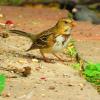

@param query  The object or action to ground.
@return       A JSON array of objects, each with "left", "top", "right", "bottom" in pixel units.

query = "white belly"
[{"left": 52, "top": 35, "right": 71, "bottom": 52}]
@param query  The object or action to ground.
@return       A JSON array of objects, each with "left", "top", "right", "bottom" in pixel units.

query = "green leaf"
[
  {"left": 84, "top": 63, "right": 100, "bottom": 85},
  {"left": 0, "top": 74, "right": 6, "bottom": 95}
]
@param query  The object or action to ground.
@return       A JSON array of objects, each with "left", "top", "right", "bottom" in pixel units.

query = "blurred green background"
[{"left": 0, "top": 0, "right": 99, "bottom": 6}]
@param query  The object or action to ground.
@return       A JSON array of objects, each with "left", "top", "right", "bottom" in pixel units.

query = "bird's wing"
[
  {"left": 33, "top": 30, "right": 55, "bottom": 49},
  {"left": 27, "top": 30, "right": 55, "bottom": 51}
]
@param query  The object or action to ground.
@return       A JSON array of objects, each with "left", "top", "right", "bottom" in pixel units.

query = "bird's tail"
[
  {"left": 9, "top": 30, "right": 36, "bottom": 40},
  {"left": 10, "top": 30, "right": 37, "bottom": 51},
  {"left": 25, "top": 43, "right": 35, "bottom": 51}
]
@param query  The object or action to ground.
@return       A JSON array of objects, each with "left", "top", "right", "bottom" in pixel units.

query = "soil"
[{"left": 0, "top": 6, "right": 100, "bottom": 100}]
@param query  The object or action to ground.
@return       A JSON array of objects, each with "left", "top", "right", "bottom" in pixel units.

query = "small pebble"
[
  {"left": 41, "top": 94, "right": 45, "bottom": 97},
  {"left": 35, "top": 67, "right": 41, "bottom": 71},
  {"left": 48, "top": 86, "right": 55, "bottom": 90},
  {"left": 0, "top": 33, "right": 9, "bottom": 38},
  {"left": 22, "top": 67, "right": 31, "bottom": 77},
  {"left": 68, "top": 84, "right": 73, "bottom": 86},
  {"left": 0, "top": 14, "right": 3, "bottom": 18},
  {"left": 18, "top": 59, "right": 27, "bottom": 64},
  {"left": 79, "top": 83, "right": 84, "bottom": 90},
  {"left": 63, "top": 74, "right": 68, "bottom": 78},
  {"left": 32, "top": 59, "right": 38, "bottom": 62},
  {"left": 0, "top": 23, "right": 5, "bottom": 27},
  {"left": 2, "top": 93, "right": 10, "bottom": 97}
]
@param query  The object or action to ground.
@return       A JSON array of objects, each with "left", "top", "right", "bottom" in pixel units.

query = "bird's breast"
[{"left": 52, "top": 34, "right": 71, "bottom": 52}]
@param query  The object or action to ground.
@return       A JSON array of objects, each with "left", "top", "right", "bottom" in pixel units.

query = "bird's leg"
[
  {"left": 52, "top": 53, "right": 69, "bottom": 65},
  {"left": 52, "top": 53, "right": 66, "bottom": 62},
  {"left": 40, "top": 50, "right": 53, "bottom": 63},
  {"left": 40, "top": 49, "right": 46, "bottom": 61}
]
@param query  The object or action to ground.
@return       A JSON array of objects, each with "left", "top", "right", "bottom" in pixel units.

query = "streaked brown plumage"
[{"left": 10, "top": 18, "right": 76, "bottom": 62}]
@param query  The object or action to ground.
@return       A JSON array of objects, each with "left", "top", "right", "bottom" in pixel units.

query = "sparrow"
[{"left": 10, "top": 18, "right": 76, "bottom": 62}]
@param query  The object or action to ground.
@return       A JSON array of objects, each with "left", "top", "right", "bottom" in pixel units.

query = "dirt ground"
[{"left": 0, "top": 6, "right": 100, "bottom": 100}]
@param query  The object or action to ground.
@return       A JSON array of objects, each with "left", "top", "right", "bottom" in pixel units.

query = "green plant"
[
  {"left": 72, "top": 62, "right": 80, "bottom": 70},
  {"left": 9, "top": 0, "right": 24, "bottom": 5},
  {"left": 0, "top": 0, "right": 24, "bottom": 5},
  {"left": 66, "top": 40, "right": 77, "bottom": 57},
  {"left": 66, "top": 38, "right": 100, "bottom": 92},
  {"left": 0, "top": 74, "right": 6, "bottom": 95},
  {"left": 84, "top": 63, "right": 100, "bottom": 85},
  {"left": 0, "top": 0, "right": 8, "bottom": 5}
]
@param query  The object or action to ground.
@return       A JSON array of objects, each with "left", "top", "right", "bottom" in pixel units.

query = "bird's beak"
[
  {"left": 72, "top": 8, "right": 78, "bottom": 13},
  {"left": 71, "top": 21, "right": 77, "bottom": 27}
]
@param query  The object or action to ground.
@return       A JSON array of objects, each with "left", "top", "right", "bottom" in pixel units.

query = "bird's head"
[{"left": 55, "top": 17, "right": 76, "bottom": 35}]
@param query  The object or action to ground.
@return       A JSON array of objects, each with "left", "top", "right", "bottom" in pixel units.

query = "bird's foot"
[
  {"left": 43, "top": 58, "right": 55, "bottom": 63},
  {"left": 30, "top": 56, "right": 55, "bottom": 63}
]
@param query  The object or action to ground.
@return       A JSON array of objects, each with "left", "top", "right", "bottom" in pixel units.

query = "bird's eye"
[{"left": 64, "top": 21, "right": 68, "bottom": 24}]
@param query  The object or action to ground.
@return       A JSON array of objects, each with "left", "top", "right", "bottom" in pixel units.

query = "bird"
[
  {"left": 9, "top": 18, "right": 76, "bottom": 63},
  {"left": 72, "top": 5, "right": 100, "bottom": 24}
]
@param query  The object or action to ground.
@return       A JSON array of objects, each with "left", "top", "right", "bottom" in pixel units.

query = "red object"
[
  {"left": 5, "top": 20, "right": 14, "bottom": 25},
  {"left": 40, "top": 77, "right": 46, "bottom": 80}
]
